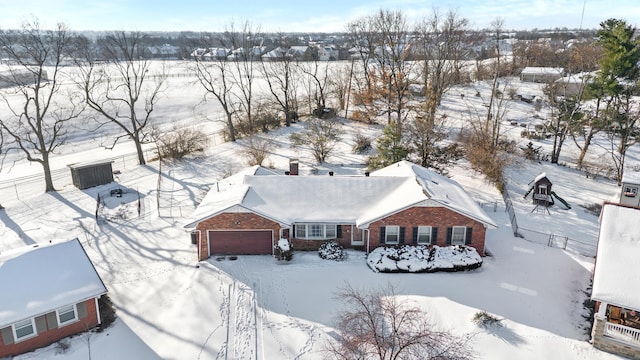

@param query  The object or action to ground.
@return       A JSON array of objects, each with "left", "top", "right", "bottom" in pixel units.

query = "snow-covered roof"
[
  {"left": 369, "top": 161, "right": 497, "bottom": 228},
  {"left": 529, "top": 172, "right": 549, "bottom": 185},
  {"left": 185, "top": 161, "right": 497, "bottom": 229},
  {"left": 592, "top": 204, "right": 640, "bottom": 310},
  {"left": 621, "top": 170, "right": 640, "bottom": 185},
  {"left": 0, "top": 239, "right": 107, "bottom": 328},
  {"left": 521, "top": 67, "right": 564, "bottom": 75}
]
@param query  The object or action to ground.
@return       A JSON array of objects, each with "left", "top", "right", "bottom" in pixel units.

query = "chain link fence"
[{"left": 502, "top": 179, "right": 597, "bottom": 257}]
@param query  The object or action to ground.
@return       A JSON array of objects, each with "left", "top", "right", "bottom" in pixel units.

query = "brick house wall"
[
  {"left": 196, "top": 212, "right": 281, "bottom": 261},
  {"left": 369, "top": 206, "right": 487, "bottom": 255},
  {"left": 0, "top": 298, "right": 99, "bottom": 358}
]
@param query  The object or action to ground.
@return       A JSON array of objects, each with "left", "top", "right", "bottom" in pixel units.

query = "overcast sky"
[{"left": 0, "top": 0, "right": 638, "bottom": 33}]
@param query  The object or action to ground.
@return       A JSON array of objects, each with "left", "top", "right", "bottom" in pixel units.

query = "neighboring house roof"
[
  {"left": 621, "top": 170, "right": 640, "bottom": 185},
  {"left": 0, "top": 239, "right": 107, "bottom": 328},
  {"left": 185, "top": 161, "right": 497, "bottom": 229},
  {"left": 521, "top": 67, "right": 565, "bottom": 75},
  {"left": 592, "top": 204, "right": 640, "bottom": 310}
]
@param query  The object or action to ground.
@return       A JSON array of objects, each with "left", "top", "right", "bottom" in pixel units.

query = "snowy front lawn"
[{"left": 367, "top": 245, "right": 483, "bottom": 273}]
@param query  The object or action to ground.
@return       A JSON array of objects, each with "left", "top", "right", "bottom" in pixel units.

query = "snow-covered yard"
[{"left": 0, "top": 63, "right": 631, "bottom": 359}]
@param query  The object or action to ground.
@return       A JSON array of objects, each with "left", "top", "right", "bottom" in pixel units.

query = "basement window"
[
  {"left": 57, "top": 304, "right": 78, "bottom": 326},
  {"left": 12, "top": 318, "right": 37, "bottom": 341}
]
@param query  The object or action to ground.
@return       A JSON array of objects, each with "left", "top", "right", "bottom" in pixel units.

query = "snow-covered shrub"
[
  {"left": 319, "top": 241, "right": 347, "bottom": 261},
  {"left": 472, "top": 310, "right": 503, "bottom": 329},
  {"left": 274, "top": 238, "right": 293, "bottom": 261},
  {"left": 367, "top": 245, "right": 482, "bottom": 273}
]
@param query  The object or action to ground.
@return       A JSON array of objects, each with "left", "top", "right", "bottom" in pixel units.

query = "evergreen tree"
[{"left": 367, "top": 121, "right": 410, "bottom": 170}]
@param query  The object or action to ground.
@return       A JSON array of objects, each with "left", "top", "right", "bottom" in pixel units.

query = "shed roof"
[
  {"left": 521, "top": 67, "right": 564, "bottom": 75},
  {"left": 591, "top": 204, "right": 640, "bottom": 310},
  {"left": 0, "top": 239, "right": 107, "bottom": 328},
  {"left": 185, "top": 161, "right": 497, "bottom": 229}
]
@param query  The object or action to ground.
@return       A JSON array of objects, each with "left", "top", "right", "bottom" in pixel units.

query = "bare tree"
[
  {"left": 261, "top": 35, "right": 298, "bottom": 127},
  {"left": 290, "top": 117, "right": 342, "bottom": 163},
  {"left": 226, "top": 21, "right": 263, "bottom": 134},
  {"left": 79, "top": 31, "right": 165, "bottom": 165},
  {"left": 0, "top": 20, "right": 84, "bottom": 192},
  {"left": 192, "top": 33, "right": 238, "bottom": 141},
  {"left": 241, "top": 136, "right": 277, "bottom": 166},
  {"left": 326, "top": 283, "right": 475, "bottom": 360},
  {"left": 416, "top": 9, "right": 472, "bottom": 118},
  {"left": 297, "top": 58, "right": 331, "bottom": 113}
]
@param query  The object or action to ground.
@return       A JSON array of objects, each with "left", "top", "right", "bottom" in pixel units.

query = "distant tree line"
[{"left": 0, "top": 13, "right": 636, "bottom": 195}]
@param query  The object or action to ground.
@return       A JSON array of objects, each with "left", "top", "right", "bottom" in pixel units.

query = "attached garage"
[{"left": 208, "top": 230, "right": 273, "bottom": 255}]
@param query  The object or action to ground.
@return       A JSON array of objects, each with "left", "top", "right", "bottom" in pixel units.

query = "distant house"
[
  {"left": 147, "top": 44, "right": 180, "bottom": 60},
  {"left": 520, "top": 67, "right": 565, "bottom": 83},
  {"left": 184, "top": 160, "right": 497, "bottom": 261},
  {"left": 591, "top": 203, "right": 640, "bottom": 359},
  {"left": 619, "top": 171, "right": 640, "bottom": 208},
  {"left": 0, "top": 239, "right": 107, "bottom": 358},
  {"left": 262, "top": 47, "right": 287, "bottom": 61},
  {"left": 553, "top": 73, "right": 593, "bottom": 97},
  {"left": 317, "top": 45, "right": 339, "bottom": 61}
]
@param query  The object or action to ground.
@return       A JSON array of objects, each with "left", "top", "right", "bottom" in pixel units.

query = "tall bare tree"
[
  {"left": 297, "top": 57, "right": 331, "bottom": 113},
  {"left": 192, "top": 33, "right": 238, "bottom": 141},
  {"left": 79, "top": 31, "right": 165, "bottom": 165},
  {"left": 371, "top": 9, "right": 415, "bottom": 131},
  {"left": 0, "top": 20, "right": 83, "bottom": 192},
  {"left": 261, "top": 35, "right": 298, "bottom": 126},
  {"left": 226, "top": 21, "right": 263, "bottom": 134}
]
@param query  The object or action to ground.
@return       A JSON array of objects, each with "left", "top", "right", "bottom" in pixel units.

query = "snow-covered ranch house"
[
  {"left": 591, "top": 203, "right": 640, "bottom": 359},
  {"left": 0, "top": 239, "right": 107, "bottom": 358},
  {"left": 185, "top": 160, "right": 497, "bottom": 261}
]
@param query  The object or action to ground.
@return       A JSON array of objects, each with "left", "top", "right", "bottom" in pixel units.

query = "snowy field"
[{"left": 0, "top": 61, "right": 630, "bottom": 359}]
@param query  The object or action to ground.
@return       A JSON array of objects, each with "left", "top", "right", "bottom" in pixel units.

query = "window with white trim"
[
  {"left": 624, "top": 186, "right": 638, "bottom": 197},
  {"left": 385, "top": 225, "right": 400, "bottom": 244},
  {"left": 57, "top": 304, "right": 78, "bottom": 326},
  {"left": 451, "top": 226, "right": 466, "bottom": 245},
  {"left": 13, "top": 318, "right": 36, "bottom": 341},
  {"left": 295, "top": 224, "right": 338, "bottom": 240},
  {"left": 417, "top": 226, "right": 432, "bottom": 244}
]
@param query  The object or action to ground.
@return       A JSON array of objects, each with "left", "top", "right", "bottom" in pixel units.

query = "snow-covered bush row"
[
  {"left": 366, "top": 245, "right": 482, "bottom": 273},
  {"left": 318, "top": 241, "right": 347, "bottom": 261}
]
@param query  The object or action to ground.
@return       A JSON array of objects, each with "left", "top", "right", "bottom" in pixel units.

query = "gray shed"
[{"left": 68, "top": 161, "right": 115, "bottom": 190}]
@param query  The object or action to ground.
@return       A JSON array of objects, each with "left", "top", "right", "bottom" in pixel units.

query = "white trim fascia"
[{"left": 95, "top": 297, "right": 102, "bottom": 324}]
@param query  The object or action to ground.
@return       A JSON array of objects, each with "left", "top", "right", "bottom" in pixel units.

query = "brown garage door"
[{"left": 209, "top": 230, "right": 273, "bottom": 255}]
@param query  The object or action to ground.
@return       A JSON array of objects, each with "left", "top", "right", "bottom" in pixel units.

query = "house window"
[
  {"left": 309, "top": 224, "right": 323, "bottom": 238},
  {"left": 385, "top": 225, "right": 400, "bottom": 244},
  {"left": 624, "top": 186, "right": 638, "bottom": 197},
  {"left": 13, "top": 318, "right": 36, "bottom": 341},
  {"left": 451, "top": 226, "right": 466, "bottom": 245},
  {"left": 417, "top": 226, "right": 432, "bottom": 244},
  {"left": 295, "top": 224, "right": 338, "bottom": 240},
  {"left": 295, "top": 225, "right": 306, "bottom": 238},
  {"left": 57, "top": 304, "right": 78, "bottom": 326},
  {"left": 325, "top": 225, "right": 337, "bottom": 238}
]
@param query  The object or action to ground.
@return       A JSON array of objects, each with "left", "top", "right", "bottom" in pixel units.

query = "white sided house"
[
  {"left": 619, "top": 171, "right": 640, "bottom": 208},
  {"left": 0, "top": 239, "right": 107, "bottom": 358},
  {"left": 591, "top": 203, "right": 640, "bottom": 359},
  {"left": 185, "top": 161, "right": 497, "bottom": 261},
  {"left": 520, "top": 67, "right": 565, "bottom": 83}
]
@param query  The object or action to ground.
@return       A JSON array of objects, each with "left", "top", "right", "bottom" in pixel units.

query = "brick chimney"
[{"left": 289, "top": 158, "right": 299, "bottom": 175}]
